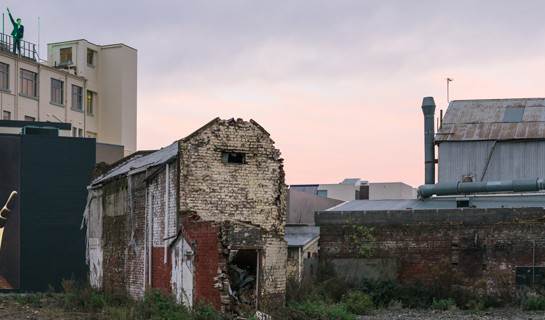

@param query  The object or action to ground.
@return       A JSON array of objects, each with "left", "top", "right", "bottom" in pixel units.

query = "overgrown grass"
[
  {"left": 5, "top": 263, "right": 545, "bottom": 319},
  {"left": 55, "top": 277, "right": 220, "bottom": 320}
]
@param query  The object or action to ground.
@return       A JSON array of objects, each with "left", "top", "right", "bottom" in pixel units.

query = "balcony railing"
[{"left": 0, "top": 33, "right": 37, "bottom": 61}]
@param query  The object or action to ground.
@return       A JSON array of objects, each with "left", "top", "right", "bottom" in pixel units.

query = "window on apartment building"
[
  {"left": 2, "top": 111, "right": 10, "bottom": 120},
  {"left": 24, "top": 116, "right": 35, "bottom": 122},
  {"left": 87, "top": 90, "right": 95, "bottom": 114},
  {"left": 71, "top": 85, "right": 83, "bottom": 110},
  {"left": 20, "top": 69, "right": 37, "bottom": 97},
  {"left": 87, "top": 49, "right": 95, "bottom": 66},
  {"left": 221, "top": 152, "right": 246, "bottom": 164},
  {"left": 51, "top": 78, "right": 64, "bottom": 105},
  {"left": 60, "top": 48, "right": 72, "bottom": 65},
  {"left": 78, "top": 128, "right": 83, "bottom": 137},
  {"left": 0, "top": 62, "right": 8, "bottom": 90},
  {"left": 72, "top": 127, "right": 77, "bottom": 137}
]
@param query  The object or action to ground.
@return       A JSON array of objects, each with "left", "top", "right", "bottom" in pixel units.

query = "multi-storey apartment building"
[{"left": 0, "top": 37, "right": 137, "bottom": 157}]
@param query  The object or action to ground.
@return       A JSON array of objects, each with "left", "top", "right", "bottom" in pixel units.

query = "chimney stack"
[{"left": 422, "top": 97, "right": 436, "bottom": 185}]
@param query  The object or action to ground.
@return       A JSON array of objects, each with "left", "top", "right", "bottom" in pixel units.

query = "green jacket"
[{"left": 8, "top": 12, "right": 23, "bottom": 40}]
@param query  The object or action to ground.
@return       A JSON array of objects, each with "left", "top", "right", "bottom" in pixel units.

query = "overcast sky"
[{"left": 6, "top": 1, "right": 545, "bottom": 187}]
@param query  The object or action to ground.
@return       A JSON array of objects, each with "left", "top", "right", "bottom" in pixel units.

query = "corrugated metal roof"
[
  {"left": 326, "top": 193, "right": 545, "bottom": 211},
  {"left": 436, "top": 98, "right": 545, "bottom": 142},
  {"left": 285, "top": 226, "right": 320, "bottom": 247},
  {"left": 92, "top": 141, "right": 178, "bottom": 185}
]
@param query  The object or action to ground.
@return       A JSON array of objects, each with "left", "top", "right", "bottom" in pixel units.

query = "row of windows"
[
  {"left": 0, "top": 62, "right": 95, "bottom": 114},
  {"left": 59, "top": 48, "right": 95, "bottom": 66},
  {"left": 2, "top": 111, "right": 34, "bottom": 121}
]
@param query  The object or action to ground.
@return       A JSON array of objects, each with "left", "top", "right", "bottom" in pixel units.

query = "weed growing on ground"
[
  {"left": 431, "top": 298, "right": 457, "bottom": 311},
  {"left": 342, "top": 291, "right": 374, "bottom": 315},
  {"left": 521, "top": 297, "right": 545, "bottom": 311}
]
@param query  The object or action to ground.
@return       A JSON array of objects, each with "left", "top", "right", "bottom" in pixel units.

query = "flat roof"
[
  {"left": 326, "top": 193, "right": 545, "bottom": 212},
  {"left": 0, "top": 120, "right": 71, "bottom": 130}
]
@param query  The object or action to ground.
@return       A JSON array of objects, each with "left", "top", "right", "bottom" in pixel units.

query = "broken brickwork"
[
  {"left": 99, "top": 172, "right": 147, "bottom": 299},
  {"left": 179, "top": 214, "right": 222, "bottom": 308},
  {"left": 178, "top": 118, "right": 287, "bottom": 312},
  {"left": 317, "top": 207, "right": 545, "bottom": 294},
  {"left": 85, "top": 119, "right": 287, "bottom": 314},
  {"left": 86, "top": 152, "right": 178, "bottom": 300}
]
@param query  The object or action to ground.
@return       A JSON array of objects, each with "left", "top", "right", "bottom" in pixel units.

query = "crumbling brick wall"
[
  {"left": 317, "top": 208, "right": 545, "bottom": 293},
  {"left": 147, "top": 162, "right": 178, "bottom": 294},
  {"left": 179, "top": 119, "right": 286, "bottom": 234},
  {"left": 101, "top": 173, "right": 147, "bottom": 299},
  {"left": 178, "top": 118, "right": 288, "bottom": 304},
  {"left": 97, "top": 161, "right": 177, "bottom": 299},
  {"left": 181, "top": 214, "right": 222, "bottom": 309}
]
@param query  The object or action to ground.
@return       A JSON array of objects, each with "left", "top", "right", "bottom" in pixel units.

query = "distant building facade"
[{"left": 0, "top": 38, "right": 136, "bottom": 156}]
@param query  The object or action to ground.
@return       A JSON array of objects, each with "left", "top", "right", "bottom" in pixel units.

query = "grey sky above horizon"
[{"left": 6, "top": 1, "right": 545, "bottom": 187}]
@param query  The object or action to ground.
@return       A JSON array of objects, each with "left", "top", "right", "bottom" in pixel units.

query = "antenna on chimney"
[{"left": 446, "top": 78, "right": 453, "bottom": 103}]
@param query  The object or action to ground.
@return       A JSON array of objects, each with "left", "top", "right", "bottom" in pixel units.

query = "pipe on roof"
[
  {"left": 422, "top": 97, "right": 436, "bottom": 185},
  {"left": 418, "top": 178, "right": 545, "bottom": 198}
]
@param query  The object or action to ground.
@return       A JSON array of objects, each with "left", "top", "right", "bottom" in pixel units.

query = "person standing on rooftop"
[{"left": 7, "top": 8, "right": 24, "bottom": 55}]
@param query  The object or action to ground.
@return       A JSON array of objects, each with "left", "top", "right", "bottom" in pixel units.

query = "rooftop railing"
[{"left": 0, "top": 33, "right": 37, "bottom": 61}]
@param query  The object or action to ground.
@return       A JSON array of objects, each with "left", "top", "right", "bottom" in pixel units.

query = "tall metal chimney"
[{"left": 422, "top": 97, "right": 436, "bottom": 185}]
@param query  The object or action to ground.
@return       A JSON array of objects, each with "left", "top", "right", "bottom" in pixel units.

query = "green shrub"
[
  {"left": 90, "top": 292, "right": 105, "bottom": 310},
  {"left": 290, "top": 300, "right": 356, "bottom": 320},
  {"left": 192, "top": 300, "right": 221, "bottom": 320},
  {"left": 521, "top": 297, "right": 545, "bottom": 311},
  {"left": 342, "top": 291, "right": 374, "bottom": 315},
  {"left": 324, "top": 302, "right": 356, "bottom": 320},
  {"left": 140, "top": 290, "right": 190, "bottom": 320},
  {"left": 431, "top": 298, "right": 456, "bottom": 311},
  {"left": 404, "top": 281, "right": 433, "bottom": 308},
  {"left": 359, "top": 278, "right": 407, "bottom": 308}
]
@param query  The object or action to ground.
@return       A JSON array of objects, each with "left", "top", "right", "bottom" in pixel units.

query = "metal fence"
[{"left": 0, "top": 33, "right": 37, "bottom": 61}]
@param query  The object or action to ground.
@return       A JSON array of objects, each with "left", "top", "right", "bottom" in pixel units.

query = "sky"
[{"left": 5, "top": 1, "right": 545, "bottom": 187}]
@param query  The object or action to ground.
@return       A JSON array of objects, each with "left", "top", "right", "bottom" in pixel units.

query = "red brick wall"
[
  {"left": 181, "top": 215, "right": 222, "bottom": 310},
  {"left": 319, "top": 209, "right": 545, "bottom": 290},
  {"left": 151, "top": 247, "right": 172, "bottom": 293}
]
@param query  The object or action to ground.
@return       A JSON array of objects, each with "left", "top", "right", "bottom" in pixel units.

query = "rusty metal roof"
[
  {"left": 436, "top": 98, "right": 545, "bottom": 143},
  {"left": 92, "top": 141, "right": 178, "bottom": 185}
]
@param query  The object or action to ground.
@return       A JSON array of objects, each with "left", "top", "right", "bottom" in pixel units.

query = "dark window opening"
[{"left": 221, "top": 152, "right": 245, "bottom": 164}]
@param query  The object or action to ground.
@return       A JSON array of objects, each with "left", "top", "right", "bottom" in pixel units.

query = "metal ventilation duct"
[
  {"left": 417, "top": 178, "right": 545, "bottom": 198},
  {"left": 422, "top": 97, "right": 436, "bottom": 185}
]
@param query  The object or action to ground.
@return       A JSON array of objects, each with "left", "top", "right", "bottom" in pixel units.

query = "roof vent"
[
  {"left": 503, "top": 107, "right": 525, "bottom": 123},
  {"left": 456, "top": 197, "right": 472, "bottom": 208}
]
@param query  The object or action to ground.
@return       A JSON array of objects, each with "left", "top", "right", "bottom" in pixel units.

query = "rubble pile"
[{"left": 228, "top": 263, "right": 256, "bottom": 315}]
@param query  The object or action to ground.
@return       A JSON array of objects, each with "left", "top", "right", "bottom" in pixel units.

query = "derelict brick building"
[{"left": 84, "top": 118, "right": 287, "bottom": 313}]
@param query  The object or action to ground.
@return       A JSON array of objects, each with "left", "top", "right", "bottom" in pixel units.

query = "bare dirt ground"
[
  {"left": 358, "top": 308, "right": 545, "bottom": 320},
  {"left": 0, "top": 296, "right": 94, "bottom": 320}
]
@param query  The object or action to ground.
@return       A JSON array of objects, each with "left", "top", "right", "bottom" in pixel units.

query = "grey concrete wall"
[{"left": 288, "top": 189, "right": 343, "bottom": 225}]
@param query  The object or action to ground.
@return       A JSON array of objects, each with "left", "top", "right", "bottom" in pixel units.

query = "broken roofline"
[
  {"left": 92, "top": 117, "right": 274, "bottom": 186},
  {"left": 181, "top": 117, "right": 271, "bottom": 142}
]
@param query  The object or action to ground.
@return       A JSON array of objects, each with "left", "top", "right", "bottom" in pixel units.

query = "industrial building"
[
  {"left": 315, "top": 97, "right": 545, "bottom": 297},
  {"left": 436, "top": 98, "right": 545, "bottom": 183},
  {"left": 0, "top": 36, "right": 137, "bottom": 159}
]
